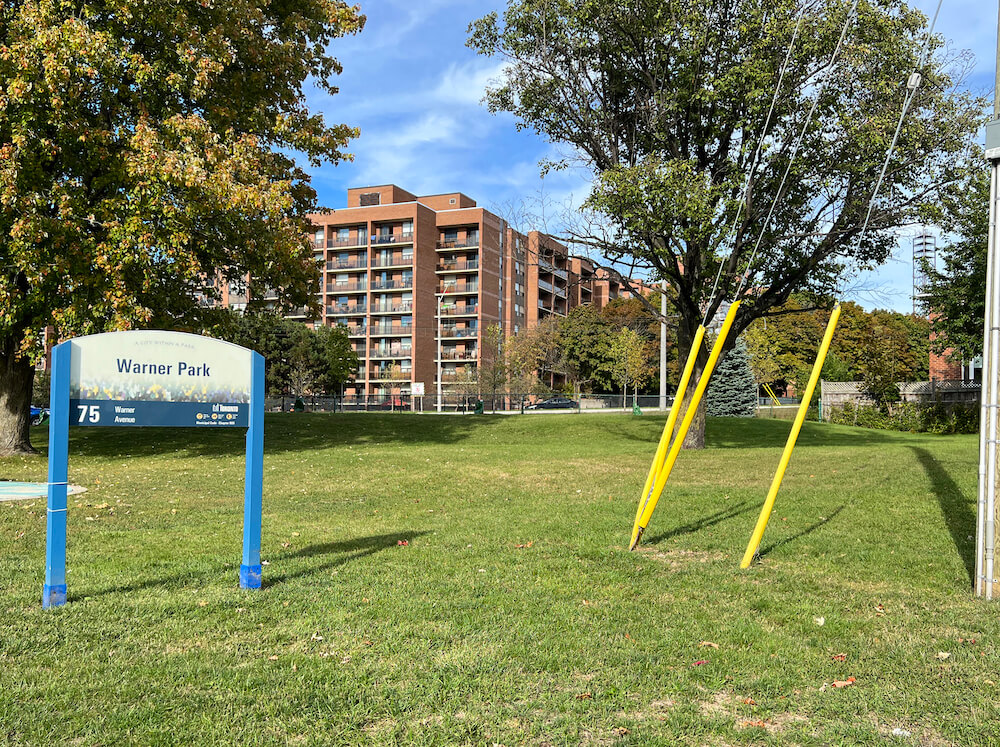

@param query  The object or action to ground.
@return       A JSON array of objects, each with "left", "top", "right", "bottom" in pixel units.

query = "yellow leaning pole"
[
  {"left": 740, "top": 303, "right": 842, "bottom": 569},
  {"left": 631, "top": 301, "right": 742, "bottom": 550},
  {"left": 630, "top": 325, "right": 707, "bottom": 547}
]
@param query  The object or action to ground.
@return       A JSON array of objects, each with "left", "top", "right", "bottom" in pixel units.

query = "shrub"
[{"left": 828, "top": 401, "right": 978, "bottom": 434}]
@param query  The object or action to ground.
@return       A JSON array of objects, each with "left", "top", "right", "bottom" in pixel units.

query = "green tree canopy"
[
  {"left": 469, "top": 0, "right": 982, "bottom": 447},
  {"left": 217, "top": 312, "right": 357, "bottom": 397},
  {"left": 921, "top": 168, "right": 989, "bottom": 362},
  {"left": 0, "top": 0, "right": 364, "bottom": 453}
]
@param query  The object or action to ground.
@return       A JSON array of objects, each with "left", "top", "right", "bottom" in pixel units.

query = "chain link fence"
[{"left": 265, "top": 393, "right": 674, "bottom": 413}]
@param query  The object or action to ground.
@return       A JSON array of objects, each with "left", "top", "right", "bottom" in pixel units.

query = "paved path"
[{"left": 0, "top": 482, "right": 87, "bottom": 502}]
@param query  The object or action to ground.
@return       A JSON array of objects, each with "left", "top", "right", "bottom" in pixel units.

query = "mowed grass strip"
[{"left": 1, "top": 414, "right": 997, "bottom": 745}]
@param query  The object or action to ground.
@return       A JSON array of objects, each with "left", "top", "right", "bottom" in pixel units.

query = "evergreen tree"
[{"left": 706, "top": 339, "right": 758, "bottom": 417}]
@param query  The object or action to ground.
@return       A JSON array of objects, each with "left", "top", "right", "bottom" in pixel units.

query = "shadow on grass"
[
  {"left": 596, "top": 417, "right": 901, "bottom": 451},
  {"left": 644, "top": 499, "right": 756, "bottom": 545},
  {"left": 75, "top": 531, "right": 426, "bottom": 600},
  {"left": 910, "top": 447, "right": 976, "bottom": 584},
  {"left": 265, "top": 531, "right": 429, "bottom": 587},
  {"left": 757, "top": 504, "right": 845, "bottom": 559},
  {"left": 53, "top": 413, "right": 510, "bottom": 460}
]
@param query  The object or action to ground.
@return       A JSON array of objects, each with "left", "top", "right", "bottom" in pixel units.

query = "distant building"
[{"left": 288, "top": 185, "right": 648, "bottom": 400}]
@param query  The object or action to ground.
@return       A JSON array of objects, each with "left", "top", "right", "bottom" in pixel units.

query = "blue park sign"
[{"left": 43, "top": 331, "right": 265, "bottom": 608}]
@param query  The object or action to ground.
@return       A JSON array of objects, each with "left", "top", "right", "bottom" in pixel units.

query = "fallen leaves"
[
  {"left": 936, "top": 652, "right": 951, "bottom": 661},
  {"left": 691, "top": 660, "right": 709, "bottom": 667},
  {"left": 699, "top": 641, "right": 719, "bottom": 649},
  {"left": 575, "top": 692, "right": 592, "bottom": 700},
  {"left": 874, "top": 604, "right": 886, "bottom": 617},
  {"left": 514, "top": 541, "right": 534, "bottom": 549},
  {"left": 813, "top": 616, "right": 825, "bottom": 627},
  {"left": 831, "top": 653, "right": 847, "bottom": 662},
  {"left": 738, "top": 719, "right": 767, "bottom": 729},
  {"left": 820, "top": 676, "right": 856, "bottom": 691},
  {"left": 396, "top": 540, "right": 409, "bottom": 546}
]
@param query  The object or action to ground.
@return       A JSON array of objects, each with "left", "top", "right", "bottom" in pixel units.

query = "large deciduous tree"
[
  {"left": 0, "top": 0, "right": 364, "bottom": 454},
  {"left": 469, "top": 0, "right": 982, "bottom": 447}
]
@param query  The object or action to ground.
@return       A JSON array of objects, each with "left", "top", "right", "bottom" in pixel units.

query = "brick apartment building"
[{"left": 298, "top": 184, "right": 640, "bottom": 401}]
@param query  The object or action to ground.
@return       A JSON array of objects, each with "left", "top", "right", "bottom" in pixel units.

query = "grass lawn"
[{"left": 1, "top": 413, "right": 997, "bottom": 745}]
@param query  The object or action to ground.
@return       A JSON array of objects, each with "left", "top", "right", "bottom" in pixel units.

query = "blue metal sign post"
[{"left": 42, "top": 332, "right": 265, "bottom": 608}]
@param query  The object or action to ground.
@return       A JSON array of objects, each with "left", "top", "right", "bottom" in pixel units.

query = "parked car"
[
  {"left": 526, "top": 396, "right": 578, "bottom": 410},
  {"left": 30, "top": 406, "right": 49, "bottom": 426}
]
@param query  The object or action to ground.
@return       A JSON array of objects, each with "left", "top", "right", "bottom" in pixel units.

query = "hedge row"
[{"left": 828, "top": 401, "right": 978, "bottom": 434}]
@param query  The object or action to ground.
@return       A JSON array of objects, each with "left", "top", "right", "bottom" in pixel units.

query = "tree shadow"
[
  {"left": 55, "top": 413, "right": 509, "bottom": 460},
  {"left": 596, "top": 416, "right": 900, "bottom": 450},
  {"left": 644, "top": 499, "right": 756, "bottom": 544},
  {"left": 74, "top": 531, "right": 426, "bottom": 600},
  {"left": 757, "top": 505, "right": 845, "bottom": 559},
  {"left": 910, "top": 447, "right": 976, "bottom": 584}
]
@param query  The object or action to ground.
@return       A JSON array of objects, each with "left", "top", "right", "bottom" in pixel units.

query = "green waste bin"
[
  {"left": 632, "top": 403, "right": 642, "bottom": 416},
  {"left": 474, "top": 400, "right": 484, "bottom": 415},
  {"left": 294, "top": 396, "right": 305, "bottom": 412}
]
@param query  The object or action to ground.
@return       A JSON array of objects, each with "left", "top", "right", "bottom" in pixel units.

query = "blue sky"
[{"left": 306, "top": 0, "right": 996, "bottom": 313}]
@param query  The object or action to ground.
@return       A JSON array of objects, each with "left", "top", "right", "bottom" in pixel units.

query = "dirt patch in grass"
[{"left": 639, "top": 547, "right": 726, "bottom": 567}]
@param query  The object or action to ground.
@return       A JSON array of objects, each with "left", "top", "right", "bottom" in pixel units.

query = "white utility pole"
[
  {"left": 976, "top": 2, "right": 1000, "bottom": 599},
  {"left": 660, "top": 282, "right": 668, "bottom": 410}
]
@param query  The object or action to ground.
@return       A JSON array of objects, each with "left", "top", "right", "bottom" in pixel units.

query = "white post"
[
  {"left": 660, "top": 282, "right": 668, "bottom": 410},
  {"left": 437, "top": 295, "right": 443, "bottom": 413},
  {"left": 977, "top": 2, "right": 1000, "bottom": 598}
]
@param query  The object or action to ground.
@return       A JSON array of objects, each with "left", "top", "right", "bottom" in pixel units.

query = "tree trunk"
[
  {"left": 674, "top": 322, "right": 710, "bottom": 450},
  {"left": 0, "top": 339, "right": 36, "bottom": 456}
]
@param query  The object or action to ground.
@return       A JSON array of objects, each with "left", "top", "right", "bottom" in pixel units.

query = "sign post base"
[
  {"left": 239, "top": 564, "right": 263, "bottom": 589},
  {"left": 42, "top": 584, "right": 67, "bottom": 609}
]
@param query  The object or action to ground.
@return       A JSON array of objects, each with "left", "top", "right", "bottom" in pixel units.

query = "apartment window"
[
  {"left": 467, "top": 229, "right": 479, "bottom": 244},
  {"left": 402, "top": 220, "right": 413, "bottom": 236},
  {"left": 402, "top": 249, "right": 413, "bottom": 262},
  {"left": 444, "top": 229, "right": 458, "bottom": 242},
  {"left": 338, "top": 227, "right": 350, "bottom": 241},
  {"left": 401, "top": 316, "right": 412, "bottom": 327},
  {"left": 360, "top": 192, "right": 380, "bottom": 206},
  {"left": 378, "top": 225, "right": 391, "bottom": 237}
]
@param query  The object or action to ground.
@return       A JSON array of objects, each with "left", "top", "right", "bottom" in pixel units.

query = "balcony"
[
  {"left": 343, "top": 324, "right": 367, "bottom": 337},
  {"left": 325, "top": 282, "right": 367, "bottom": 293},
  {"left": 371, "top": 254, "right": 414, "bottom": 269},
  {"left": 285, "top": 307, "right": 311, "bottom": 318},
  {"left": 327, "top": 237, "right": 365, "bottom": 248},
  {"left": 439, "top": 327, "right": 478, "bottom": 339},
  {"left": 436, "top": 238, "right": 479, "bottom": 250},
  {"left": 371, "top": 368, "right": 412, "bottom": 381},
  {"left": 371, "top": 233, "right": 414, "bottom": 245},
  {"left": 370, "top": 325, "right": 413, "bottom": 337},
  {"left": 371, "top": 278, "right": 413, "bottom": 291},
  {"left": 538, "top": 279, "right": 555, "bottom": 295},
  {"left": 440, "top": 305, "right": 478, "bottom": 317},
  {"left": 539, "top": 260, "right": 568, "bottom": 280},
  {"left": 370, "top": 348, "right": 412, "bottom": 359},
  {"left": 437, "top": 259, "right": 479, "bottom": 272},
  {"left": 439, "top": 349, "right": 478, "bottom": 362},
  {"left": 327, "top": 258, "right": 367, "bottom": 271},
  {"left": 370, "top": 301, "right": 413, "bottom": 315},
  {"left": 327, "top": 304, "right": 367, "bottom": 315},
  {"left": 438, "top": 282, "right": 478, "bottom": 295}
]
